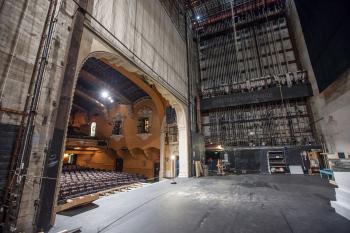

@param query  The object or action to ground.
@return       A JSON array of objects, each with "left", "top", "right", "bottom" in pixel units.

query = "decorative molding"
[
  {"left": 133, "top": 96, "right": 152, "bottom": 105},
  {"left": 137, "top": 106, "right": 152, "bottom": 117},
  {"left": 113, "top": 112, "right": 124, "bottom": 121},
  {"left": 111, "top": 112, "right": 124, "bottom": 137},
  {"left": 136, "top": 106, "right": 153, "bottom": 134},
  {"left": 136, "top": 133, "right": 152, "bottom": 140},
  {"left": 110, "top": 135, "right": 124, "bottom": 141},
  {"left": 126, "top": 105, "right": 133, "bottom": 118}
]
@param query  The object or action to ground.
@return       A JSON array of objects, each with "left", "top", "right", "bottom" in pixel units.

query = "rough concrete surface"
[
  {"left": 51, "top": 175, "right": 350, "bottom": 233},
  {"left": 92, "top": 0, "right": 188, "bottom": 100}
]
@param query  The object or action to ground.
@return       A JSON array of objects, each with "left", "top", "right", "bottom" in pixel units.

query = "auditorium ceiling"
[{"left": 73, "top": 57, "right": 149, "bottom": 112}]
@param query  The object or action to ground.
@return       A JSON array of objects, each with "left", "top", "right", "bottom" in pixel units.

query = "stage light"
[
  {"left": 196, "top": 15, "right": 200, "bottom": 20},
  {"left": 101, "top": 90, "right": 109, "bottom": 98},
  {"left": 171, "top": 155, "right": 176, "bottom": 160}
]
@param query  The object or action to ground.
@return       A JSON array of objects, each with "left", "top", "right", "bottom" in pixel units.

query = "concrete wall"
[
  {"left": 287, "top": 0, "right": 350, "bottom": 156},
  {"left": 91, "top": 0, "right": 188, "bottom": 102},
  {"left": 0, "top": 0, "right": 76, "bottom": 231}
]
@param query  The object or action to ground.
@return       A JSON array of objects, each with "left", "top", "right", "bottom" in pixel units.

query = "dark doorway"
[
  {"left": 205, "top": 151, "right": 223, "bottom": 172},
  {"left": 115, "top": 158, "right": 123, "bottom": 172},
  {"left": 68, "top": 154, "right": 77, "bottom": 165},
  {"left": 153, "top": 162, "right": 160, "bottom": 182}
]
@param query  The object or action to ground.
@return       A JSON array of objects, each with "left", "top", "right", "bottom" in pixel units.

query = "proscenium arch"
[
  {"left": 35, "top": 13, "right": 188, "bottom": 230},
  {"left": 37, "top": 49, "right": 190, "bottom": 231},
  {"left": 73, "top": 51, "right": 190, "bottom": 178},
  {"left": 75, "top": 51, "right": 165, "bottom": 120}
]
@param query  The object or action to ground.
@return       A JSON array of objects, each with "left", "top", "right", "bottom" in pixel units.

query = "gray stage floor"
[{"left": 50, "top": 175, "right": 350, "bottom": 233}]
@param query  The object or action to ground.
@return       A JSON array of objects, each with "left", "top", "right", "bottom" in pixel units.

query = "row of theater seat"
[{"left": 58, "top": 165, "right": 147, "bottom": 203}]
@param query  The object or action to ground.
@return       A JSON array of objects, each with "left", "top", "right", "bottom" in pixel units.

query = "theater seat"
[{"left": 58, "top": 165, "right": 147, "bottom": 203}]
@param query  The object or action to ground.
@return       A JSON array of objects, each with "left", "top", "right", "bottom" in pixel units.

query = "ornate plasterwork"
[
  {"left": 137, "top": 106, "right": 152, "bottom": 117},
  {"left": 136, "top": 106, "right": 152, "bottom": 140},
  {"left": 111, "top": 135, "right": 124, "bottom": 141},
  {"left": 136, "top": 133, "right": 152, "bottom": 140},
  {"left": 110, "top": 113, "right": 124, "bottom": 141}
]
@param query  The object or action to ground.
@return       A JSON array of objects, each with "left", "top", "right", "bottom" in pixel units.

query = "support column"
[
  {"left": 174, "top": 103, "right": 189, "bottom": 178},
  {"left": 35, "top": 0, "right": 87, "bottom": 231},
  {"left": 178, "top": 124, "right": 189, "bottom": 177},
  {"left": 154, "top": 85, "right": 190, "bottom": 178}
]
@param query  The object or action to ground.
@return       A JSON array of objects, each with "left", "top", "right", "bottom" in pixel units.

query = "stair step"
[
  {"left": 331, "top": 201, "right": 350, "bottom": 220},
  {"left": 335, "top": 188, "right": 350, "bottom": 205},
  {"left": 333, "top": 172, "right": 350, "bottom": 191}
]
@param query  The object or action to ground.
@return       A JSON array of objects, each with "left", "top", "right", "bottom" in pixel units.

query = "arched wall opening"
[
  {"left": 86, "top": 52, "right": 189, "bottom": 178},
  {"left": 82, "top": 51, "right": 190, "bottom": 179},
  {"left": 64, "top": 56, "right": 163, "bottom": 178},
  {"left": 59, "top": 52, "right": 188, "bottom": 193},
  {"left": 36, "top": 44, "right": 189, "bottom": 229}
]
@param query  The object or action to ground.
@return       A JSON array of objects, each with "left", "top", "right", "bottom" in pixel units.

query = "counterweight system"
[{"left": 187, "top": 0, "right": 316, "bottom": 148}]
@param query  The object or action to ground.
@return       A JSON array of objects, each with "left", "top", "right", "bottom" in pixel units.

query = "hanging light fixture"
[{"left": 101, "top": 90, "right": 109, "bottom": 98}]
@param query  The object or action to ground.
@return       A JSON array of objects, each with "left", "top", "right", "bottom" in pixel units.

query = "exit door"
[
  {"left": 115, "top": 158, "right": 123, "bottom": 172},
  {"left": 154, "top": 162, "right": 160, "bottom": 182}
]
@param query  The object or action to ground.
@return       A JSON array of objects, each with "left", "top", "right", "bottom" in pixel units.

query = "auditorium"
[{"left": 0, "top": 0, "right": 349, "bottom": 232}]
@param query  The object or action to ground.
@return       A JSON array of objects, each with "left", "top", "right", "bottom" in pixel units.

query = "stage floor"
[{"left": 51, "top": 175, "right": 350, "bottom": 233}]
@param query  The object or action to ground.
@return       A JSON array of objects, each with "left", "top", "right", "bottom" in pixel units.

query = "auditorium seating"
[{"left": 58, "top": 165, "right": 147, "bottom": 203}]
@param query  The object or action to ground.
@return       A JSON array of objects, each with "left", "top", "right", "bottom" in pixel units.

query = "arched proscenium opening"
[
  {"left": 36, "top": 50, "right": 190, "bottom": 230},
  {"left": 67, "top": 51, "right": 190, "bottom": 184},
  {"left": 90, "top": 51, "right": 190, "bottom": 178}
]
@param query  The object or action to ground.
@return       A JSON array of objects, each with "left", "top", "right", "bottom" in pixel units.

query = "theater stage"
[{"left": 51, "top": 175, "right": 350, "bottom": 233}]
